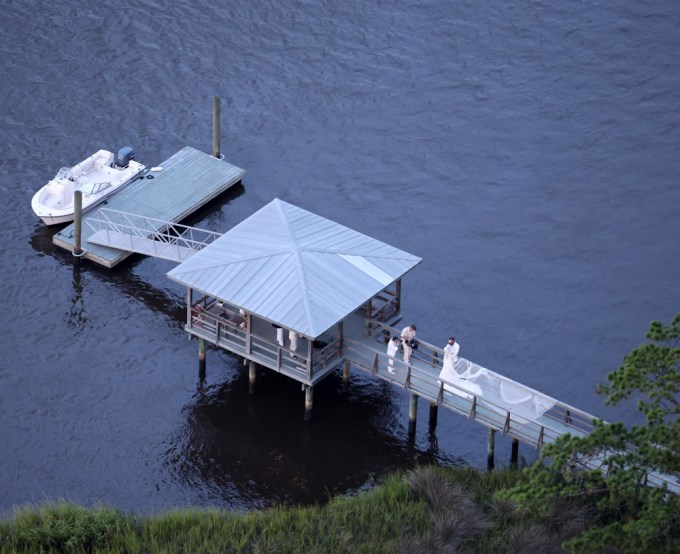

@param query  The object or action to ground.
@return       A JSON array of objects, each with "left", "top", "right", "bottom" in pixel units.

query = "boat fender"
[
  {"left": 146, "top": 175, "right": 154, "bottom": 179},
  {"left": 150, "top": 166, "right": 164, "bottom": 172}
]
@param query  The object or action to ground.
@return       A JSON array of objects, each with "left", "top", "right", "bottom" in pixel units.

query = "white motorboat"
[{"left": 31, "top": 147, "right": 146, "bottom": 225}]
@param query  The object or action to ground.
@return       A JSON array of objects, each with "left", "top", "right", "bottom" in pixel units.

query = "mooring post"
[
  {"left": 429, "top": 401, "right": 438, "bottom": 429},
  {"left": 212, "top": 96, "right": 221, "bottom": 159},
  {"left": 198, "top": 337, "right": 206, "bottom": 374},
  {"left": 341, "top": 360, "right": 350, "bottom": 393},
  {"left": 487, "top": 428, "right": 496, "bottom": 471},
  {"left": 304, "top": 385, "right": 313, "bottom": 421},
  {"left": 408, "top": 393, "right": 418, "bottom": 436},
  {"left": 73, "top": 190, "right": 83, "bottom": 257},
  {"left": 248, "top": 360, "right": 256, "bottom": 395},
  {"left": 510, "top": 437, "right": 519, "bottom": 469}
]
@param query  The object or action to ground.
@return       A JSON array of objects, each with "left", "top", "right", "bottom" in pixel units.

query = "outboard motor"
[{"left": 115, "top": 146, "right": 136, "bottom": 168}]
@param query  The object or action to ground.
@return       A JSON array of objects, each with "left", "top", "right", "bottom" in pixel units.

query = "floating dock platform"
[{"left": 53, "top": 146, "right": 245, "bottom": 268}]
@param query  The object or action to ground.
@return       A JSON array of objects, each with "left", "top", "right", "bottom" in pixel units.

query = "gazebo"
[{"left": 167, "top": 198, "right": 421, "bottom": 411}]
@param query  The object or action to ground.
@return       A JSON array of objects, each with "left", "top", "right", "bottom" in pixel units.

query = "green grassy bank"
[{"left": 0, "top": 466, "right": 593, "bottom": 554}]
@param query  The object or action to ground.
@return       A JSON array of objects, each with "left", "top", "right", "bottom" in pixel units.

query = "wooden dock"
[{"left": 53, "top": 146, "right": 245, "bottom": 268}]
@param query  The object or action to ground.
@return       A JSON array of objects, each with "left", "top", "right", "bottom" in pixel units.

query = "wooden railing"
[{"left": 188, "top": 301, "right": 340, "bottom": 381}]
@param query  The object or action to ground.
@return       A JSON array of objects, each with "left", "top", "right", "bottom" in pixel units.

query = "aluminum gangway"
[{"left": 84, "top": 208, "right": 223, "bottom": 262}]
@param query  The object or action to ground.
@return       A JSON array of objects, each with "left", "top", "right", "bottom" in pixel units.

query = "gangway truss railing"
[{"left": 84, "top": 208, "right": 223, "bottom": 262}]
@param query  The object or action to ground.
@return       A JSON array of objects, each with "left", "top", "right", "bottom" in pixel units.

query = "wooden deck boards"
[{"left": 53, "top": 146, "right": 245, "bottom": 268}]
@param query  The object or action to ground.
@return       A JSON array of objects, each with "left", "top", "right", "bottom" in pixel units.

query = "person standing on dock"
[
  {"left": 442, "top": 337, "right": 459, "bottom": 373},
  {"left": 386, "top": 336, "right": 400, "bottom": 373},
  {"left": 401, "top": 324, "right": 417, "bottom": 364},
  {"left": 273, "top": 324, "right": 285, "bottom": 348},
  {"left": 289, "top": 330, "right": 299, "bottom": 359}
]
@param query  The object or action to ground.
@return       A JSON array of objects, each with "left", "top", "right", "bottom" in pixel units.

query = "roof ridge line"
[{"left": 276, "top": 201, "right": 316, "bottom": 336}]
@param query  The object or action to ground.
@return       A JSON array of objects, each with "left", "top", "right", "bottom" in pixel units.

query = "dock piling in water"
[
  {"left": 510, "top": 437, "right": 519, "bottom": 468},
  {"left": 341, "top": 360, "right": 350, "bottom": 392},
  {"left": 213, "top": 96, "right": 221, "bottom": 159},
  {"left": 487, "top": 428, "right": 496, "bottom": 471},
  {"left": 249, "top": 361, "right": 256, "bottom": 395},
  {"left": 73, "top": 190, "right": 83, "bottom": 257},
  {"left": 408, "top": 393, "right": 418, "bottom": 436},
  {"left": 198, "top": 337, "right": 206, "bottom": 374},
  {"left": 429, "top": 402, "right": 438, "bottom": 429},
  {"left": 304, "top": 385, "right": 313, "bottom": 421}
]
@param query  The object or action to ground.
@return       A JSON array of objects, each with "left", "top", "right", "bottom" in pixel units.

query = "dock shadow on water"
[{"left": 166, "top": 365, "right": 464, "bottom": 509}]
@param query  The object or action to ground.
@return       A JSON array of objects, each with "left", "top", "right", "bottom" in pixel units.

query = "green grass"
[{"left": 0, "top": 466, "right": 590, "bottom": 553}]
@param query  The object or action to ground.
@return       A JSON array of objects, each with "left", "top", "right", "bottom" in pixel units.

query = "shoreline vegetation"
[
  {"left": 0, "top": 465, "right": 596, "bottom": 554},
  {"left": 3, "top": 316, "right": 677, "bottom": 553}
]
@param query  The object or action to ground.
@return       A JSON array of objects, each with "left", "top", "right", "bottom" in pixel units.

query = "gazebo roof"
[{"left": 167, "top": 198, "right": 421, "bottom": 338}]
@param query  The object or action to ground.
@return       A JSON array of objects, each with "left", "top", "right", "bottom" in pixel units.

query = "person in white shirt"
[
  {"left": 400, "top": 324, "right": 417, "bottom": 364},
  {"left": 442, "top": 337, "right": 460, "bottom": 373},
  {"left": 386, "top": 336, "right": 400, "bottom": 373}
]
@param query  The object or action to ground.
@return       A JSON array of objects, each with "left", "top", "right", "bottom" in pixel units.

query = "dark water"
[{"left": 1, "top": 0, "right": 679, "bottom": 515}]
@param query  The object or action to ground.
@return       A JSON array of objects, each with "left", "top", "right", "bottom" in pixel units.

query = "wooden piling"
[
  {"left": 212, "top": 96, "right": 221, "bottom": 159},
  {"left": 429, "top": 401, "right": 438, "bottom": 429},
  {"left": 304, "top": 385, "right": 313, "bottom": 421},
  {"left": 248, "top": 360, "right": 256, "bottom": 395},
  {"left": 510, "top": 437, "right": 519, "bottom": 469},
  {"left": 408, "top": 393, "right": 418, "bottom": 436},
  {"left": 487, "top": 428, "right": 496, "bottom": 471},
  {"left": 341, "top": 360, "right": 350, "bottom": 393},
  {"left": 198, "top": 337, "right": 206, "bottom": 374},
  {"left": 73, "top": 190, "right": 83, "bottom": 257}
]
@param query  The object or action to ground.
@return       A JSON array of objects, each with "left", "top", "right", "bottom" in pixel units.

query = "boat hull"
[{"left": 32, "top": 150, "right": 145, "bottom": 226}]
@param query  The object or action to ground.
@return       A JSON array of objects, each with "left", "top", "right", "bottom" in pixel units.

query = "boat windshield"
[
  {"left": 55, "top": 167, "right": 72, "bottom": 181},
  {"left": 79, "top": 182, "right": 111, "bottom": 195}
]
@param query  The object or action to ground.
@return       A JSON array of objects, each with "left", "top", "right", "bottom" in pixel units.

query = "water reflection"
[
  {"left": 65, "top": 261, "right": 88, "bottom": 330},
  {"left": 167, "top": 368, "right": 465, "bottom": 508}
]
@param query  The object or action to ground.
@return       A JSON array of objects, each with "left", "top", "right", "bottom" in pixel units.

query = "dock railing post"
[
  {"left": 73, "top": 190, "right": 83, "bottom": 258},
  {"left": 212, "top": 96, "right": 221, "bottom": 159}
]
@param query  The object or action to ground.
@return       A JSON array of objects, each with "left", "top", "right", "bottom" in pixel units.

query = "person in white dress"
[
  {"left": 442, "top": 337, "right": 460, "bottom": 373},
  {"left": 273, "top": 324, "right": 285, "bottom": 348},
  {"left": 400, "top": 324, "right": 417, "bottom": 364},
  {"left": 386, "top": 336, "right": 400, "bottom": 373},
  {"left": 289, "top": 329, "right": 299, "bottom": 359}
]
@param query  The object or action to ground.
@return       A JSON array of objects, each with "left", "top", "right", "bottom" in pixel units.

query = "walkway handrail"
[
  {"left": 365, "top": 318, "right": 595, "bottom": 429},
  {"left": 84, "top": 208, "right": 223, "bottom": 255}
]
